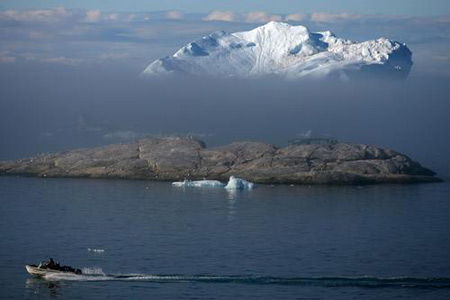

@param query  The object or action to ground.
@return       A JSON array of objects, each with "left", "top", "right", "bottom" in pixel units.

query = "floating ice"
[
  {"left": 88, "top": 248, "right": 105, "bottom": 253},
  {"left": 172, "top": 177, "right": 255, "bottom": 190},
  {"left": 172, "top": 179, "right": 226, "bottom": 188},
  {"left": 225, "top": 176, "right": 255, "bottom": 190}
]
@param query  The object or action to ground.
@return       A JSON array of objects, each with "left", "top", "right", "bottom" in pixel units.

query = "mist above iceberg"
[{"left": 141, "top": 21, "right": 412, "bottom": 80}]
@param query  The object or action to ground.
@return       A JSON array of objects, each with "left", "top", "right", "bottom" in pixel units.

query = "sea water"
[{"left": 0, "top": 176, "right": 449, "bottom": 299}]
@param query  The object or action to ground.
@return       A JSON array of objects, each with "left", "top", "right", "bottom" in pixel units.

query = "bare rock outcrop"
[{"left": 0, "top": 137, "right": 441, "bottom": 185}]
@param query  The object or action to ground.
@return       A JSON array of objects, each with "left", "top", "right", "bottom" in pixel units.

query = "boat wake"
[{"left": 42, "top": 271, "right": 450, "bottom": 289}]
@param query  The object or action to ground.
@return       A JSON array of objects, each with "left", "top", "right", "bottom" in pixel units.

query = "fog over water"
[{"left": 1, "top": 63, "right": 449, "bottom": 178}]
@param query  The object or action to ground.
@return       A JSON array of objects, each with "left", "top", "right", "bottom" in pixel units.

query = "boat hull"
[{"left": 25, "top": 265, "right": 80, "bottom": 276}]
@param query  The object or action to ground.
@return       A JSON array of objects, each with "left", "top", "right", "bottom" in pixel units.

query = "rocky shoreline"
[{"left": 0, "top": 137, "right": 442, "bottom": 185}]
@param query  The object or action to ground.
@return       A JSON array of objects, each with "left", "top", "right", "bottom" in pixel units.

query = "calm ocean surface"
[{"left": 1, "top": 176, "right": 449, "bottom": 299}]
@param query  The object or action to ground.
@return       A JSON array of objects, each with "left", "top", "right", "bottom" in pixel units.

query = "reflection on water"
[
  {"left": 227, "top": 196, "right": 237, "bottom": 221},
  {"left": 26, "top": 278, "right": 62, "bottom": 298},
  {"left": 225, "top": 188, "right": 238, "bottom": 201}
]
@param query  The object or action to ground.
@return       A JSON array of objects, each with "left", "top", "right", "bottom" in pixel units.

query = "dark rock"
[{"left": 0, "top": 137, "right": 442, "bottom": 185}]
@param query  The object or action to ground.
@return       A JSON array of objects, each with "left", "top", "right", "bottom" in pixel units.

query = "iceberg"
[
  {"left": 225, "top": 176, "right": 255, "bottom": 190},
  {"left": 141, "top": 21, "right": 412, "bottom": 80},
  {"left": 172, "top": 179, "right": 226, "bottom": 188},
  {"left": 172, "top": 177, "right": 255, "bottom": 190}
]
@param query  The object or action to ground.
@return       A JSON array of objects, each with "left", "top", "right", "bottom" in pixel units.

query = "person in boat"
[
  {"left": 30, "top": 258, "right": 83, "bottom": 275},
  {"left": 42, "top": 258, "right": 56, "bottom": 269},
  {"left": 38, "top": 258, "right": 81, "bottom": 273}
]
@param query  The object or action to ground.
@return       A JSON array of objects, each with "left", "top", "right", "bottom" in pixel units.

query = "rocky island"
[{"left": 0, "top": 137, "right": 441, "bottom": 185}]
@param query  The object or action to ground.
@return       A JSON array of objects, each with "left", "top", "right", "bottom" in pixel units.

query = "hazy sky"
[{"left": 1, "top": 0, "right": 449, "bottom": 16}]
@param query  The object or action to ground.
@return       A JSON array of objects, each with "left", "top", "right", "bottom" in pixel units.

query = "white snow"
[{"left": 141, "top": 21, "right": 412, "bottom": 80}]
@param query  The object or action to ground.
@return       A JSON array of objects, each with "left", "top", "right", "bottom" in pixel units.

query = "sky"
[{"left": 1, "top": 0, "right": 450, "bottom": 16}]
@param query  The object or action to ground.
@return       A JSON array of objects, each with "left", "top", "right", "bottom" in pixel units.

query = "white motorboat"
[{"left": 26, "top": 261, "right": 82, "bottom": 276}]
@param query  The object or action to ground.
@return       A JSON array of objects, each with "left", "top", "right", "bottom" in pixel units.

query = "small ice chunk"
[
  {"left": 172, "top": 179, "right": 191, "bottom": 187},
  {"left": 173, "top": 177, "right": 254, "bottom": 190},
  {"left": 172, "top": 179, "right": 226, "bottom": 188},
  {"left": 225, "top": 176, "right": 255, "bottom": 190},
  {"left": 88, "top": 248, "right": 105, "bottom": 253}
]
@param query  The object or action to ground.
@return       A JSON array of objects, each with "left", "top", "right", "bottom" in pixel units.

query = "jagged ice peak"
[{"left": 141, "top": 21, "right": 412, "bottom": 80}]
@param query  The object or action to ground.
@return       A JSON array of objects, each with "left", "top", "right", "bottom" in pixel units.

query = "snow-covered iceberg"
[{"left": 141, "top": 21, "right": 412, "bottom": 80}]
